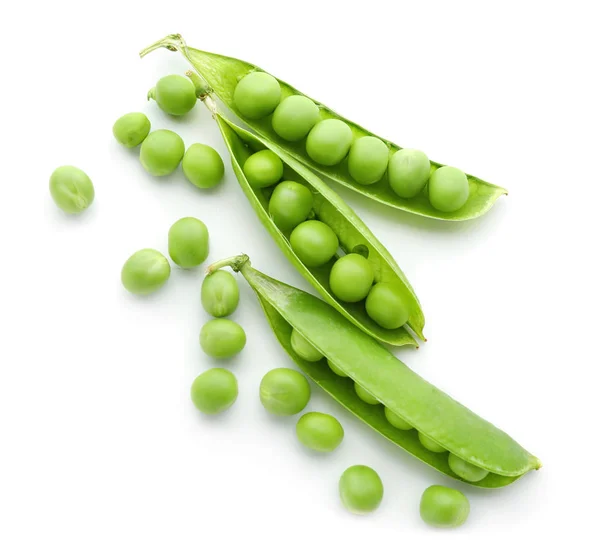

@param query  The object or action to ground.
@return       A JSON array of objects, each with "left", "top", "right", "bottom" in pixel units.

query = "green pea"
[
  {"left": 289, "top": 220, "right": 339, "bottom": 268},
  {"left": 448, "top": 454, "right": 489, "bottom": 482},
  {"left": 259, "top": 368, "right": 311, "bottom": 416},
  {"left": 201, "top": 270, "right": 240, "bottom": 317},
  {"left": 233, "top": 72, "right": 281, "bottom": 119},
  {"left": 272, "top": 95, "right": 320, "bottom": 141},
  {"left": 49, "top": 165, "right": 95, "bottom": 214},
  {"left": 418, "top": 432, "right": 446, "bottom": 453},
  {"left": 200, "top": 319, "right": 246, "bottom": 358},
  {"left": 148, "top": 74, "right": 197, "bottom": 116},
  {"left": 268, "top": 181, "right": 313, "bottom": 232},
  {"left": 347, "top": 136, "right": 389, "bottom": 185},
  {"left": 384, "top": 407, "right": 412, "bottom": 430},
  {"left": 182, "top": 143, "right": 224, "bottom": 188},
  {"left": 121, "top": 248, "right": 171, "bottom": 295},
  {"left": 339, "top": 465, "right": 383, "bottom": 514},
  {"left": 420, "top": 485, "right": 470, "bottom": 528},
  {"left": 327, "top": 359, "right": 348, "bottom": 377},
  {"left": 168, "top": 217, "right": 209, "bottom": 269},
  {"left": 306, "top": 119, "right": 353, "bottom": 166},
  {"left": 112, "top": 112, "right": 151, "bottom": 148},
  {"left": 329, "top": 254, "right": 374, "bottom": 303},
  {"left": 354, "top": 382, "right": 379, "bottom": 405},
  {"left": 296, "top": 412, "right": 344, "bottom": 452},
  {"left": 365, "top": 283, "right": 409, "bottom": 329},
  {"left": 190, "top": 368, "right": 238, "bottom": 415},
  {"left": 243, "top": 150, "right": 284, "bottom": 189},
  {"left": 388, "top": 149, "right": 431, "bottom": 198},
  {"left": 140, "top": 130, "right": 185, "bottom": 176},
  {"left": 290, "top": 329, "right": 323, "bottom": 362},
  {"left": 428, "top": 166, "right": 469, "bottom": 212}
]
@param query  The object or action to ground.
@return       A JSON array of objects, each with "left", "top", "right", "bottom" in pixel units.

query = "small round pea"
[
  {"left": 428, "top": 166, "right": 469, "bottom": 212},
  {"left": 148, "top": 75, "right": 197, "bottom": 116},
  {"left": 272, "top": 95, "right": 320, "bottom": 141},
  {"left": 354, "top": 382, "right": 379, "bottom": 405},
  {"left": 268, "top": 181, "right": 313, "bottom": 232},
  {"left": 339, "top": 465, "right": 383, "bottom": 514},
  {"left": 296, "top": 412, "right": 344, "bottom": 452},
  {"left": 306, "top": 119, "right": 353, "bottom": 166},
  {"left": 49, "top": 165, "right": 95, "bottom": 214},
  {"left": 190, "top": 368, "right": 238, "bottom": 415},
  {"left": 290, "top": 220, "right": 338, "bottom": 268},
  {"left": 200, "top": 319, "right": 246, "bottom": 358},
  {"left": 182, "top": 144, "right": 224, "bottom": 188},
  {"left": 290, "top": 329, "right": 323, "bottom": 362},
  {"left": 347, "top": 136, "right": 389, "bottom": 185},
  {"left": 388, "top": 149, "right": 431, "bottom": 198},
  {"left": 201, "top": 271, "right": 240, "bottom": 317},
  {"left": 365, "top": 283, "right": 410, "bottom": 329},
  {"left": 168, "top": 217, "right": 209, "bottom": 269},
  {"left": 420, "top": 485, "right": 470, "bottom": 528},
  {"left": 121, "top": 248, "right": 171, "bottom": 295},
  {"left": 233, "top": 72, "right": 281, "bottom": 119},
  {"left": 243, "top": 150, "right": 284, "bottom": 189},
  {"left": 329, "top": 254, "right": 374, "bottom": 303},
  {"left": 112, "top": 112, "right": 151, "bottom": 148},
  {"left": 259, "top": 368, "right": 311, "bottom": 416},
  {"left": 448, "top": 454, "right": 489, "bottom": 482},
  {"left": 418, "top": 433, "right": 446, "bottom": 453},
  {"left": 327, "top": 359, "right": 348, "bottom": 377},
  {"left": 140, "top": 130, "right": 185, "bottom": 176},
  {"left": 384, "top": 407, "right": 412, "bottom": 430}
]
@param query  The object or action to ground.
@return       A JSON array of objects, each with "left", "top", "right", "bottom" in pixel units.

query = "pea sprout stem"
[{"left": 206, "top": 254, "right": 250, "bottom": 275}]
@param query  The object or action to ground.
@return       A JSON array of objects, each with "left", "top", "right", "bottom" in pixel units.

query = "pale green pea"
[
  {"left": 354, "top": 382, "right": 379, "bottom": 405},
  {"left": 448, "top": 454, "right": 489, "bottom": 482},
  {"left": 420, "top": 485, "right": 470, "bottom": 528},
  {"left": 272, "top": 95, "right": 320, "bottom": 141},
  {"left": 418, "top": 432, "right": 446, "bottom": 453},
  {"left": 365, "top": 283, "right": 410, "bottom": 330},
  {"left": 148, "top": 74, "right": 197, "bottom": 116},
  {"left": 339, "top": 465, "right": 383, "bottom": 514},
  {"left": 329, "top": 254, "right": 374, "bottom": 303},
  {"left": 190, "top": 368, "right": 238, "bottom": 415},
  {"left": 168, "top": 217, "right": 209, "bottom": 268},
  {"left": 306, "top": 119, "right": 353, "bottom": 166},
  {"left": 200, "top": 319, "right": 246, "bottom": 358},
  {"left": 388, "top": 149, "right": 431, "bottom": 198},
  {"left": 140, "top": 130, "right": 185, "bottom": 176},
  {"left": 327, "top": 359, "right": 348, "bottom": 377},
  {"left": 384, "top": 407, "right": 412, "bottom": 430},
  {"left": 201, "top": 270, "right": 240, "bottom": 317},
  {"left": 259, "top": 368, "right": 311, "bottom": 416},
  {"left": 49, "top": 165, "right": 95, "bottom": 214},
  {"left": 290, "top": 329, "right": 323, "bottom": 362},
  {"left": 234, "top": 72, "right": 281, "bottom": 119},
  {"left": 347, "top": 136, "right": 389, "bottom": 185},
  {"left": 182, "top": 144, "right": 224, "bottom": 188},
  {"left": 112, "top": 112, "right": 151, "bottom": 148},
  {"left": 268, "top": 181, "right": 314, "bottom": 232},
  {"left": 428, "top": 166, "right": 469, "bottom": 212},
  {"left": 296, "top": 412, "right": 344, "bottom": 452},
  {"left": 289, "top": 220, "right": 339, "bottom": 268},
  {"left": 243, "top": 150, "right": 284, "bottom": 189},
  {"left": 121, "top": 248, "right": 171, "bottom": 295}
]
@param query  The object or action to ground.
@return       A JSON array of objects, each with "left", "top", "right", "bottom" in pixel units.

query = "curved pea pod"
[
  {"left": 140, "top": 34, "right": 507, "bottom": 222},
  {"left": 207, "top": 255, "right": 541, "bottom": 488}
]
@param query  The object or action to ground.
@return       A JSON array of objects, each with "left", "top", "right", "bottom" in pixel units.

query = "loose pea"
[
  {"left": 365, "top": 283, "right": 410, "bottom": 329},
  {"left": 289, "top": 220, "right": 339, "bottom": 268},
  {"left": 259, "top": 368, "right": 311, "bottom": 416},
  {"left": 354, "top": 382, "right": 379, "bottom": 405},
  {"left": 182, "top": 144, "right": 224, "bottom": 188},
  {"left": 428, "top": 166, "right": 469, "bottom": 212},
  {"left": 339, "top": 465, "right": 383, "bottom": 514},
  {"left": 306, "top": 119, "right": 353, "bottom": 166},
  {"left": 420, "top": 485, "right": 470, "bottom": 528},
  {"left": 112, "top": 112, "right": 151, "bottom": 148},
  {"left": 272, "top": 95, "right": 320, "bottom": 141},
  {"left": 200, "top": 319, "right": 246, "bottom": 358},
  {"left": 448, "top": 454, "right": 489, "bottom": 482},
  {"left": 327, "top": 359, "right": 348, "bottom": 377},
  {"left": 418, "top": 433, "right": 446, "bottom": 453},
  {"left": 201, "top": 270, "right": 240, "bottom": 317},
  {"left": 243, "top": 150, "right": 284, "bottom": 189},
  {"left": 388, "top": 149, "right": 431, "bottom": 198},
  {"left": 290, "top": 329, "right": 323, "bottom": 362},
  {"left": 347, "top": 136, "right": 389, "bottom": 185},
  {"left": 49, "top": 165, "right": 95, "bottom": 214},
  {"left": 233, "top": 72, "right": 281, "bottom": 119},
  {"left": 268, "top": 181, "right": 313, "bottom": 232},
  {"left": 190, "top": 368, "right": 238, "bottom": 415},
  {"left": 139, "top": 130, "right": 185, "bottom": 176},
  {"left": 168, "top": 217, "right": 209, "bottom": 269},
  {"left": 329, "top": 254, "right": 374, "bottom": 303},
  {"left": 121, "top": 248, "right": 171, "bottom": 295},
  {"left": 296, "top": 412, "right": 344, "bottom": 452},
  {"left": 148, "top": 74, "right": 197, "bottom": 116},
  {"left": 384, "top": 407, "right": 412, "bottom": 430}
]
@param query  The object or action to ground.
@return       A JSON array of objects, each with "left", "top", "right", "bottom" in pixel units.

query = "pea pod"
[
  {"left": 207, "top": 255, "right": 541, "bottom": 488},
  {"left": 140, "top": 34, "right": 507, "bottom": 221}
]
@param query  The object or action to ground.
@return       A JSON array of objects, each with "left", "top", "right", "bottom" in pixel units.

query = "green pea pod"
[
  {"left": 207, "top": 254, "right": 541, "bottom": 488},
  {"left": 140, "top": 34, "right": 507, "bottom": 221}
]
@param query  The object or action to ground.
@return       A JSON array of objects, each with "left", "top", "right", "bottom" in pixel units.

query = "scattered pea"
[
  {"left": 339, "top": 465, "right": 383, "bottom": 514},
  {"left": 259, "top": 368, "right": 311, "bottom": 416},
  {"left": 354, "top": 382, "right": 379, "bottom": 405},
  {"left": 388, "top": 149, "right": 431, "bottom": 198},
  {"left": 347, "top": 136, "right": 389, "bottom": 185},
  {"left": 182, "top": 143, "right": 224, "bottom": 188},
  {"left": 268, "top": 181, "right": 314, "bottom": 232},
  {"left": 420, "top": 485, "right": 470, "bottom": 528},
  {"left": 49, "top": 165, "right": 95, "bottom": 214},
  {"left": 148, "top": 74, "right": 197, "bottom": 116},
  {"left": 296, "top": 412, "right": 344, "bottom": 452},
  {"left": 121, "top": 248, "right": 171, "bottom": 295},
  {"left": 290, "top": 329, "right": 323, "bottom": 362},
  {"left": 448, "top": 454, "right": 489, "bottom": 482},
  {"left": 306, "top": 119, "right": 353, "bottom": 166},
  {"left": 243, "top": 150, "right": 284, "bottom": 189},
  {"left": 200, "top": 319, "right": 246, "bottom": 358},
  {"left": 272, "top": 95, "right": 320, "bottom": 141},
  {"left": 167, "top": 217, "right": 209, "bottom": 269},
  {"left": 201, "top": 270, "right": 240, "bottom": 317},
  {"left": 418, "top": 433, "right": 446, "bottom": 453},
  {"left": 289, "top": 220, "right": 339, "bottom": 268},
  {"left": 190, "top": 368, "right": 238, "bottom": 415},
  {"left": 329, "top": 254, "right": 374, "bottom": 303},
  {"left": 327, "top": 359, "right": 348, "bottom": 377},
  {"left": 139, "top": 130, "right": 185, "bottom": 176},
  {"left": 384, "top": 407, "right": 412, "bottom": 430},
  {"left": 365, "top": 283, "right": 409, "bottom": 329},
  {"left": 427, "top": 166, "right": 469, "bottom": 212},
  {"left": 112, "top": 112, "right": 151, "bottom": 148},
  {"left": 234, "top": 72, "right": 281, "bottom": 119}
]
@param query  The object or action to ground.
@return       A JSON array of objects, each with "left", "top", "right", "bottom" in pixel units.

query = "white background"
[{"left": 1, "top": 0, "right": 599, "bottom": 557}]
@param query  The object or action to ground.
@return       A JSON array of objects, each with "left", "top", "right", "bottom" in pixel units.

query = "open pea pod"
[
  {"left": 208, "top": 255, "right": 541, "bottom": 488},
  {"left": 140, "top": 34, "right": 507, "bottom": 221}
]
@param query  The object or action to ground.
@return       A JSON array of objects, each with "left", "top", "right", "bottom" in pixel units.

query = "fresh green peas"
[
  {"left": 259, "top": 368, "right": 311, "bottom": 416},
  {"left": 190, "top": 368, "right": 238, "bottom": 415},
  {"left": 418, "top": 433, "right": 446, "bottom": 453},
  {"left": 448, "top": 454, "right": 489, "bottom": 482},
  {"left": 306, "top": 119, "right": 353, "bottom": 166},
  {"left": 339, "top": 465, "right": 383, "bottom": 515},
  {"left": 243, "top": 150, "right": 284, "bottom": 189},
  {"left": 290, "top": 329, "right": 323, "bottom": 362},
  {"left": 272, "top": 95, "right": 320, "bottom": 141},
  {"left": 121, "top": 248, "right": 171, "bottom": 295},
  {"left": 168, "top": 217, "right": 209, "bottom": 269},
  {"left": 233, "top": 72, "right": 281, "bottom": 119},
  {"left": 148, "top": 74, "right": 197, "bottom": 116},
  {"left": 354, "top": 382, "right": 379, "bottom": 405},
  {"left": 420, "top": 485, "right": 470, "bottom": 528},
  {"left": 329, "top": 254, "right": 374, "bottom": 303},
  {"left": 201, "top": 271, "right": 240, "bottom": 317},
  {"left": 112, "top": 112, "right": 151, "bottom": 148},
  {"left": 327, "top": 359, "right": 348, "bottom": 377},
  {"left": 200, "top": 319, "right": 246, "bottom": 358},
  {"left": 384, "top": 407, "right": 412, "bottom": 430},
  {"left": 49, "top": 165, "right": 95, "bottom": 214},
  {"left": 388, "top": 149, "right": 431, "bottom": 198},
  {"left": 365, "top": 283, "right": 409, "bottom": 329},
  {"left": 140, "top": 130, "right": 185, "bottom": 176},
  {"left": 347, "top": 136, "right": 389, "bottom": 185},
  {"left": 268, "top": 181, "right": 314, "bottom": 232},
  {"left": 428, "top": 166, "right": 469, "bottom": 212},
  {"left": 182, "top": 144, "right": 224, "bottom": 188},
  {"left": 290, "top": 220, "right": 339, "bottom": 268},
  {"left": 296, "top": 412, "right": 344, "bottom": 452}
]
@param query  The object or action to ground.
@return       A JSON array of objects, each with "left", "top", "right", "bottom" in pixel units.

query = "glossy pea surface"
[
  {"left": 268, "top": 181, "right": 313, "bottom": 232},
  {"left": 272, "top": 95, "right": 320, "bottom": 141},
  {"left": 296, "top": 412, "right": 344, "bottom": 452},
  {"left": 388, "top": 149, "right": 431, "bottom": 198},
  {"left": 49, "top": 165, "right": 95, "bottom": 214},
  {"left": 448, "top": 454, "right": 489, "bottom": 482},
  {"left": 234, "top": 72, "right": 281, "bottom": 119},
  {"left": 121, "top": 248, "right": 171, "bottom": 295},
  {"left": 306, "top": 119, "right": 353, "bottom": 166},
  {"left": 329, "top": 254, "right": 374, "bottom": 303},
  {"left": 112, "top": 112, "right": 151, "bottom": 148},
  {"left": 384, "top": 407, "right": 412, "bottom": 430},
  {"left": 200, "top": 319, "right": 246, "bottom": 358},
  {"left": 190, "top": 368, "right": 238, "bottom": 415},
  {"left": 428, "top": 166, "right": 469, "bottom": 212},
  {"left": 140, "top": 130, "right": 185, "bottom": 176},
  {"left": 182, "top": 144, "right": 224, "bottom": 188},
  {"left": 420, "top": 485, "right": 470, "bottom": 528},
  {"left": 259, "top": 368, "right": 311, "bottom": 416},
  {"left": 347, "top": 136, "right": 389, "bottom": 185},
  {"left": 419, "top": 433, "right": 446, "bottom": 453},
  {"left": 290, "top": 329, "right": 323, "bottom": 362},
  {"left": 148, "top": 74, "right": 197, "bottom": 116},
  {"left": 365, "top": 283, "right": 409, "bottom": 330},
  {"left": 354, "top": 382, "right": 379, "bottom": 405},
  {"left": 243, "top": 150, "right": 284, "bottom": 189},
  {"left": 327, "top": 359, "right": 348, "bottom": 377},
  {"left": 290, "top": 220, "right": 338, "bottom": 268},
  {"left": 201, "top": 270, "right": 239, "bottom": 317},
  {"left": 168, "top": 217, "right": 209, "bottom": 268},
  {"left": 339, "top": 465, "right": 383, "bottom": 514}
]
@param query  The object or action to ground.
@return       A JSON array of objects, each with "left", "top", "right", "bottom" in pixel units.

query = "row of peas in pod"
[{"left": 233, "top": 72, "right": 470, "bottom": 213}]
